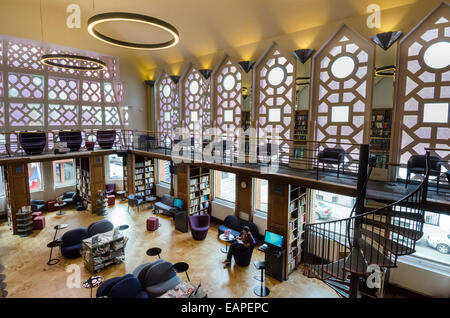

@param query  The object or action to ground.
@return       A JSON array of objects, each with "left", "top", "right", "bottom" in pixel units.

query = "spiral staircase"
[{"left": 304, "top": 153, "right": 431, "bottom": 298}]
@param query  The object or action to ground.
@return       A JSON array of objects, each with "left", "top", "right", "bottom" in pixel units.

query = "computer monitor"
[{"left": 264, "top": 230, "right": 284, "bottom": 249}]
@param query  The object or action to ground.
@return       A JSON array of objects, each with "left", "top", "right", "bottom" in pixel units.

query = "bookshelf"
[
  {"left": 188, "top": 166, "right": 211, "bottom": 215},
  {"left": 76, "top": 157, "right": 91, "bottom": 209},
  {"left": 291, "top": 110, "right": 309, "bottom": 169},
  {"left": 75, "top": 155, "right": 105, "bottom": 213},
  {"left": 287, "top": 185, "right": 307, "bottom": 275},
  {"left": 370, "top": 108, "right": 392, "bottom": 181},
  {"left": 133, "top": 155, "right": 155, "bottom": 200}
]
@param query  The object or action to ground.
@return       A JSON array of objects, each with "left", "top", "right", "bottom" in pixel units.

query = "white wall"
[
  {"left": 389, "top": 257, "right": 450, "bottom": 297},
  {"left": 156, "top": 183, "right": 171, "bottom": 197},
  {"left": 30, "top": 161, "right": 75, "bottom": 202}
]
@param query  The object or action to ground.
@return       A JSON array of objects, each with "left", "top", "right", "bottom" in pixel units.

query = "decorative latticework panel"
[
  {"left": 0, "top": 71, "right": 3, "bottom": 97},
  {"left": 213, "top": 59, "right": 242, "bottom": 136},
  {"left": 395, "top": 4, "right": 450, "bottom": 168},
  {"left": 7, "top": 42, "right": 44, "bottom": 70},
  {"left": 105, "top": 106, "right": 121, "bottom": 126},
  {"left": 45, "top": 49, "right": 79, "bottom": 76},
  {"left": 81, "top": 105, "right": 102, "bottom": 126},
  {"left": 103, "top": 82, "right": 116, "bottom": 103},
  {"left": 48, "top": 77, "right": 78, "bottom": 101},
  {"left": 182, "top": 68, "right": 204, "bottom": 136},
  {"left": 201, "top": 78, "right": 211, "bottom": 128},
  {"left": 9, "top": 103, "right": 44, "bottom": 127},
  {"left": 0, "top": 41, "right": 3, "bottom": 66},
  {"left": 157, "top": 73, "right": 178, "bottom": 143},
  {"left": 82, "top": 80, "right": 102, "bottom": 103},
  {"left": 8, "top": 73, "right": 44, "bottom": 99},
  {"left": 254, "top": 45, "right": 296, "bottom": 162},
  {"left": 0, "top": 102, "right": 4, "bottom": 128},
  {"left": 311, "top": 25, "right": 375, "bottom": 160},
  {"left": 48, "top": 104, "right": 78, "bottom": 127},
  {"left": 103, "top": 58, "right": 118, "bottom": 80}
]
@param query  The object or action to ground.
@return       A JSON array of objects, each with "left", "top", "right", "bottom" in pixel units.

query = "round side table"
[
  {"left": 172, "top": 262, "right": 190, "bottom": 282},
  {"left": 82, "top": 276, "right": 104, "bottom": 298},
  {"left": 53, "top": 223, "right": 69, "bottom": 241},
  {"left": 219, "top": 233, "right": 235, "bottom": 253},
  {"left": 55, "top": 202, "right": 67, "bottom": 216},
  {"left": 46, "top": 239, "right": 63, "bottom": 265},
  {"left": 146, "top": 247, "right": 162, "bottom": 259}
]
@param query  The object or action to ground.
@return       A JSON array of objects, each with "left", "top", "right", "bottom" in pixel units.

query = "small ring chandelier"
[
  {"left": 87, "top": 12, "right": 180, "bottom": 50},
  {"left": 40, "top": 54, "right": 107, "bottom": 71}
]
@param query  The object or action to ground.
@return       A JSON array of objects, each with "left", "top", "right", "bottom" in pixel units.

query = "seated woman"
[{"left": 222, "top": 226, "right": 254, "bottom": 267}]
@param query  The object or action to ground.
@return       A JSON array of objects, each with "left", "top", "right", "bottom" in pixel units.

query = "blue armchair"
[
  {"left": 96, "top": 274, "right": 148, "bottom": 298},
  {"left": 87, "top": 220, "right": 114, "bottom": 237},
  {"left": 127, "top": 194, "right": 144, "bottom": 213},
  {"left": 60, "top": 228, "right": 89, "bottom": 259},
  {"left": 132, "top": 260, "right": 181, "bottom": 297},
  {"left": 61, "top": 192, "right": 77, "bottom": 206},
  {"left": 31, "top": 200, "right": 46, "bottom": 212}
]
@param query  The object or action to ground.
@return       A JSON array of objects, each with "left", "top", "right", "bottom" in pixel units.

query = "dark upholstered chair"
[
  {"left": 188, "top": 214, "right": 210, "bottom": 241},
  {"left": 218, "top": 215, "right": 263, "bottom": 244},
  {"left": 154, "top": 194, "right": 178, "bottom": 216},
  {"left": 61, "top": 192, "right": 77, "bottom": 205},
  {"left": 96, "top": 274, "right": 149, "bottom": 298},
  {"left": 87, "top": 219, "right": 114, "bottom": 237},
  {"left": 106, "top": 184, "right": 116, "bottom": 195},
  {"left": 58, "top": 131, "right": 82, "bottom": 152},
  {"left": 234, "top": 238, "right": 256, "bottom": 267},
  {"left": 132, "top": 260, "right": 181, "bottom": 297},
  {"left": 60, "top": 228, "right": 89, "bottom": 259},
  {"left": 19, "top": 132, "right": 47, "bottom": 155},
  {"left": 96, "top": 130, "right": 116, "bottom": 149},
  {"left": 406, "top": 155, "right": 442, "bottom": 192},
  {"left": 139, "top": 135, "right": 158, "bottom": 150},
  {"left": 31, "top": 200, "right": 46, "bottom": 212},
  {"left": 317, "top": 148, "right": 346, "bottom": 177},
  {"left": 127, "top": 194, "right": 144, "bottom": 212}
]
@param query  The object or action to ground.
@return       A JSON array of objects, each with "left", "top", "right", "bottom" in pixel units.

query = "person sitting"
[{"left": 222, "top": 226, "right": 254, "bottom": 267}]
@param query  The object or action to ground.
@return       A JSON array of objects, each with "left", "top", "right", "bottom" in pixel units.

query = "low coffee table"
[
  {"left": 55, "top": 202, "right": 67, "bottom": 216},
  {"left": 219, "top": 233, "right": 235, "bottom": 253}
]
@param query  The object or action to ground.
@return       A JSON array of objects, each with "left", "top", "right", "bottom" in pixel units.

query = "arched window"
[
  {"left": 311, "top": 25, "right": 375, "bottom": 164},
  {"left": 254, "top": 44, "right": 296, "bottom": 163},
  {"left": 182, "top": 68, "right": 204, "bottom": 136},
  {"left": 156, "top": 73, "right": 178, "bottom": 144},
  {"left": 394, "top": 3, "right": 450, "bottom": 172},
  {"left": 213, "top": 58, "right": 242, "bottom": 136}
]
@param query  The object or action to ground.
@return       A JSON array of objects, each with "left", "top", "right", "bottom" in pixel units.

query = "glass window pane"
[
  {"left": 158, "top": 160, "right": 171, "bottom": 184},
  {"left": 214, "top": 170, "right": 235, "bottom": 203},
  {"left": 311, "top": 190, "right": 355, "bottom": 224},
  {"left": 254, "top": 178, "right": 268, "bottom": 213},
  {"left": 28, "top": 162, "right": 43, "bottom": 191},
  {"left": 423, "top": 103, "right": 449, "bottom": 123},
  {"left": 108, "top": 155, "right": 123, "bottom": 180},
  {"left": 331, "top": 106, "right": 349, "bottom": 122},
  {"left": 53, "top": 159, "right": 75, "bottom": 186}
]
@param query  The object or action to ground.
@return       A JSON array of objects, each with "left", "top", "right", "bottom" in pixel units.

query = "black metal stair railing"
[{"left": 304, "top": 152, "right": 431, "bottom": 283}]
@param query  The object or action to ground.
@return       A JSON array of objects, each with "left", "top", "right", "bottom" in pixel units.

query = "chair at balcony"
[
  {"left": 58, "top": 131, "right": 82, "bottom": 152},
  {"left": 138, "top": 135, "right": 158, "bottom": 150},
  {"left": 96, "top": 130, "right": 116, "bottom": 149},
  {"left": 317, "top": 148, "right": 346, "bottom": 177},
  {"left": 19, "top": 132, "right": 47, "bottom": 155},
  {"left": 406, "top": 155, "right": 442, "bottom": 192}
]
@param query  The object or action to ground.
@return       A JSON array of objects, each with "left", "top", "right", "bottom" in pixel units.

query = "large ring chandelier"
[
  {"left": 87, "top": 12, "right": 180, "bottom": 50},
  {"left": 40, "top": 54, "right": 107, "bottom": 71}
]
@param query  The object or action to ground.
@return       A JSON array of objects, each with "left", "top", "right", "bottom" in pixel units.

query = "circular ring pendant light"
[
  {"left": 87, "top": 12, "right": 180, "bottom": 50},
  {"left": 40, "top": 54, "right": 107, "bottom": 71}
]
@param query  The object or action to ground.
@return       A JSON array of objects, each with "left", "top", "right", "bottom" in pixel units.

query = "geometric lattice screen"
[
  {"left": 213, "top": 58, "right": 242, "bottom": 137},
  {"left": 157, "top": 72, "right": 179, "bottom": 144},
  {"left": 395, "top": 4, "right": 450, "bottom": 170},
  {"left": 254, "top": 44, "right": 296, "bottom": 163},
  {"left": 182, "top": 67, "right": 204, "bottom": 136},
  {"left": 311, "top": 25, "right": 375, "bottom": 162},
  {"left": 0, "top": 35, "right": 127, "bottom": 155}
]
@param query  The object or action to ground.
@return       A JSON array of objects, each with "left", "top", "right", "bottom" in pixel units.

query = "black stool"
[
  {"left": 46, "top": 239, "right": 63, "bottom": 265},
  {"left": 146, "top": 247, "right": 162, "bottom": 259},
  {"left": 172, "top": 262, "right": 190, "bottom": 282},
  {"left": 253, "top": 261, "right": 269, "bottom": 297}
]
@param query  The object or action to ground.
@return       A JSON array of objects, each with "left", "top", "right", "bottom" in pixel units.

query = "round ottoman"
[
  {"left": 33, "top": 216, "right": 46, "bottom": 230},
  {"left": 146, "top": 217, "right": 159, "bottom": 231},
  {"left": 32, "top": 211, "right": 43, "bottom": 219}
]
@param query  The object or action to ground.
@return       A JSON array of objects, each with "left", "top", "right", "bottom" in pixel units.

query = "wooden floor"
[{"left": 0, "top": 202, "right": 338, "bottom": 298}]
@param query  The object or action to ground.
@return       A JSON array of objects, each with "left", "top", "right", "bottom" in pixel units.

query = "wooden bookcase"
[
  {"left": 76, "top": 157, "right": 91, "bottom": 208},
  {"left": 287, "top": 185, "right": 307, "bottom": 275},
  {"left": 370, "top": 108, "right": 392, "bottom": 181},
  {"left": 188, "top": 166, "right": 211, "bottom": 215},
  {"left": 291, "top": 110, "right": 309, "bottom": 169},
  {"left": 133, "top": 155, "right": 155, "bottom": 200},
  {"left": 75, "top": 155, "right": 105, "bottom": 213}
]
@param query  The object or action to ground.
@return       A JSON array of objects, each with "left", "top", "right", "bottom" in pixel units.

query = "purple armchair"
[
  {"left": 188, "top": 214, "right": 210, "bottom": 240},
  {"left": 106, "top": 184, "right": 116, "bottom": 195},
  {"left": 96, "top": 130, "right": 116, "bottom": 149},
  {"left": 58, "top": 131, "right": 82, "bottom": 152},
  {"left": 19, "top": 132, "right": 47, "bottom": 155}
]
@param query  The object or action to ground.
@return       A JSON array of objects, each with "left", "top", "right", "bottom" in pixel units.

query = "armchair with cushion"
[
  {"left": 60, "top": 192, "right": 77, "bottom": 206},
  {"left": 58, "top": 131, "right": 82, "bottom": 152},
  {"left": 127, "top": 194, "right": 144, "bottom": 212},
  {"left": 132, "top": 260, "right": 180, "bottom": 297},
  {"left": 87, "top": 219, "right": 114, "bottom": 237},
  {"left": 188, "top": 214, "right": 210, "bottom": 241},
  {"left": 96, "top": 274, "right": 148, "bottom": 298},
  {"left": 234, "top": 238, "right": 256, "bottom": 267},
  {"left": 31, "top": 200, "right": 46, "bottom": 212},
  {"left": 406, "top": 155, "right": 442, "bottom": 192},
  {"left": 96, "top": 130, "right": 116, "bottom": 149},
  {"left": 106, "top": 184, "right": 116, "bottom": 195},
  {"left": 19, "top": 132, "right": 47, "bottom": 155},
  {"left": 154, "top": 194, "right": 179, "bottom": 216},
  {"left": 317, "top": 148, "right": 346, "bottom": 177},
  {"left": 60, "top": 227, "right": 89, "bottom": 259},
  {"left": 218, "top": 215, "right": 263, "bottom": 244}
]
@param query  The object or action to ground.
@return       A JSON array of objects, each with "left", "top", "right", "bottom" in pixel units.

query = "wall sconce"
[
  {"left": 169, "top": 75, "right": 180, "bottom": 84},
  {"left": 199, "top": 69, "right": 212, "bottom": 79},
  {"left": 293, "top": 49, "right": 316, "bottom": 64},
  {"left": 375, "top": 65, "right": 396, "bottom": 77},
  {"left": 371, "top": 31, "right": 402, "bottom": 51},
  {"left": 238, "top": 61, "right": 255, "bottom": 73},
  {"left": 144, "top": 80, "right": 155, "bottom": 87}
]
